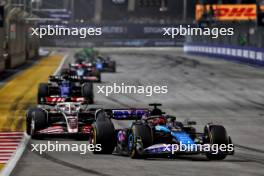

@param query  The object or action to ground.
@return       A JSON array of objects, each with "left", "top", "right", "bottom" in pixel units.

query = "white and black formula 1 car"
[
  {"left": 89, "top": 104, "right": 234, "bottom": 160},
  {"left": 26, "top": 102, "right": 97, "bottom": 139}
]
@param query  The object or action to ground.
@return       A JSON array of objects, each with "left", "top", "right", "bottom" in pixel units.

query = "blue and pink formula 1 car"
[{"left": 90, "top": 104, "right": 234, "bottom": 160}]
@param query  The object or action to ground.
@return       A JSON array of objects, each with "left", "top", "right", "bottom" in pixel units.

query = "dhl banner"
[{"left": 196, "top": 4, "right": 257, "bottom": 21}]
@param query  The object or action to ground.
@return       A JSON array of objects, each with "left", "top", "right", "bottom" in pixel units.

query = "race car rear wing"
[
  {"left": 105, "top": 109, "right": 150, "bottom": 120},
  {"left": 49, "top": 75, "right": 99, "bottom": 83},
  {"left": 40, "top": 97, "right": 85, "bottom": 105},
  {"left": 70, "top": 63, "right": 93, "bottom": 67}
]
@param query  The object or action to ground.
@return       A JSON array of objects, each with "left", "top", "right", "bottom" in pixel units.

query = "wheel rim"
[
  {"left": 30, "top": 117, "right": 35, "bottom": 136},
  {"left": 90, "top": 127, "right": 96, "bottom": 145}
]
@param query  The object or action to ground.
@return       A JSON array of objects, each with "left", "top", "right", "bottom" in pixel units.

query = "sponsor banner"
[
  {"left": 41, "top": 38, "right": 182, "bottom": 47},
  {"left": 184, "top": 44, "right": 264, "bottom": 66},
  {"left": 38, "top": 23, "right": 179, "bottom": 39},
  {"left": 196, "top": 4, "right": 257, "bottom": 21},
  {"left": 38, "top": 23, "right": 184, "bottom": 47}
]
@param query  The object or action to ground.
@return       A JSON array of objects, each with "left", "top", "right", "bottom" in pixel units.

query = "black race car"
[
  {"left": 37, "top": 75, "right": 94, "bottom": 104},
  {"left": 90, "top": 104, "right": 234, "bottom": 160},
  {"left": 74, "top": 54, "right": 116, "bottom": 72},
  {"left": 92, "top": 56, "right": 116, "bottom": 72},
  {"left": 61, "top": 62, "right": 101, "bottom": 82}
]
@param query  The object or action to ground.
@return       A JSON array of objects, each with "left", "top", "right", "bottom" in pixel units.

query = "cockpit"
[{"left": 56, "top": 103, "right": 81, "bottom": 114}]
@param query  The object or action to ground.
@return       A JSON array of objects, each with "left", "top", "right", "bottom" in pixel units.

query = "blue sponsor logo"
[
  {"left": 112, "top": 110, "right": 147, "bottom": 119},
  {"left": 171, "top": 132, "right": 194, "bottom": 145}
]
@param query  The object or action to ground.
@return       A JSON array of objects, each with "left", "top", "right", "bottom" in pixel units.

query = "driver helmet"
[
  {"left": 147, "top": 116, "right": 166, "bottom": 126},
  {"left": 150, "top": 108, "right": 162, "bottom": 116},
  {"left": 152, "top": 117, "right": 166, "bottom": 125}
]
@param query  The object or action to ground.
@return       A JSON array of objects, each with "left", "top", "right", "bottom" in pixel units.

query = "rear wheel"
[
  {"left": 82, "top": 83, "right": 94, "bottom": 104},
  {"left": 90, "top": 111, "right": 116, "bottom": 154},
  {"left": 128, "top": 123, "right": 153, "bottom": 159},
  {"left": 38, "top": 83, "right": 49, "bottom": 104},
  {"left": 204, "top": 125, "right": 229, "bottom": 160}
]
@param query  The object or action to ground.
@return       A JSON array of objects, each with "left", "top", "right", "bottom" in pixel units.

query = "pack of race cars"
[
  {"left": 28, "top": 48, "right": 114, "bottom": 137},
  {"left": 26, "top": 48, "right": 234, "bottom": 160}
]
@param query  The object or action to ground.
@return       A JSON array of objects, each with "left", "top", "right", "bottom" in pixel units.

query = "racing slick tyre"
[
  {"left": 128, "top": 123, "right": 153, "bottom": 159},
  {"left": 26, "top": 107, "right": 39, "bottom": 135},
  {"left": 82, "top": 83, "right": 94, "bottom": 104},
  {"left": 29, "top": 108, "right": 47, "bottom": 139},
  {"left": 38, "top": 83, "right": 49, "bottom": 104},
  {"left": 204, "top": 125, "right": 229, "bottom": 160},
  {"left": 90, "top": 111, "right": 116, "bottom": 154}
]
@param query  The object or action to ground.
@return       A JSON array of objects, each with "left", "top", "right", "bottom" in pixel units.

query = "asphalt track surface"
[{"left": 11, "top": 48, "right": 264, "bottom": 176}]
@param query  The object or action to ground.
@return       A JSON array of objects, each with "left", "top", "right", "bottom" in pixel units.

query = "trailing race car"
[
  {"left": 92, "top": 56, "right": 116, "bottom": 72},
  {"left": 26, "top": 102, "right": 96, "bottom": 139},
  {"left": 37, "top": 75, "right": 94, "bottom": 104},
  {"left": 90, "top": 104, "right": 234, "bottom": 160},
  {"left": 74, "top": 49, "right": 116, "bottom": 72},
  {"left": 61, "top": 62, "right": 101, "bottom": 82}
]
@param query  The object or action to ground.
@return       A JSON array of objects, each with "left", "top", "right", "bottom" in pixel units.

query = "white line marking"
[{"left": 53, "top": 53, "right": 69, "bottom": 75}]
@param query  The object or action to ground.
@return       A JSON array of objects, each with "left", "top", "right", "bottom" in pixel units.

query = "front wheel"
[
  {"left": 26, "top": 107, "right": 39, "bottom": 135},
  {"left": 90, "top": 111, "right": 116, "bottom": 154},
  {"left": 28, "top": 108, "right": 47, "bottom": 139},
  {"left": 128, "top": 123, "right": 153, "bottom": 159},
  {"left": 204, "top": 125, "right": 229, "bottom": 160}
]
